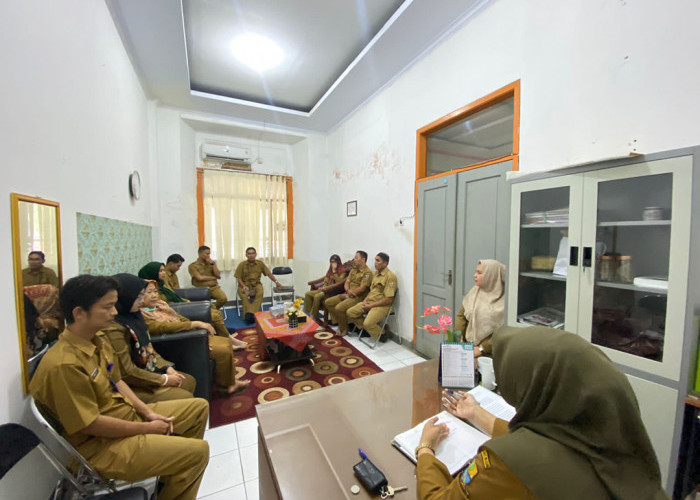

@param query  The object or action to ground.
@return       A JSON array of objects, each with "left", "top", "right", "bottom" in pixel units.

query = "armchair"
[{"left": 174, "top": 287, "right": 211, "bottom": 302}]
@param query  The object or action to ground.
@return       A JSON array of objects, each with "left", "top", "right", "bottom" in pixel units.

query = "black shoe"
[
  {"left": 379, "top": 333, "right": 389, "bottom": 343},
  {"left": 244, "top": 313, "right": 255, "bottom": 324}
]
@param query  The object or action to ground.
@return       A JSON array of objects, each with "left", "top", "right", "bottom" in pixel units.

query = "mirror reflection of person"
[
  {"left": 416, "top": 326, "right": 666, "bottom": 499},
  {"left": 140, "top": 280, "right": 250, "bottom": 395},
  {"left": 304, "top": 254, "right": 347, "bottom": 319},
  {"left": 22, "top": 250, "right": 59, "bottom": 287},
  {"left": 454, "top": 259, "right": 506, "bottom": 359},
  {"left": 29, "top": 275, "right": 210, "bottom": 500},
  {"left": 234, "top": 247, "right": 282, "bottom": 324},
  {"left": 102, "top": 273, "right": 196, "bottom": 403},
  {"left": 188, "top": 246, "right": 227, "bottom": 309}
]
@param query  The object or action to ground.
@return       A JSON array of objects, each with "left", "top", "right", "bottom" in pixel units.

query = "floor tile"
[
  {"left": 392, "top": 349, "right": 421, "bottom": 361},
  {"left": 245, "top": 479, "right": 259, "bottom": 500},
  {"left": 198, "top": 450, "right": 244, "bottom": 497},
  {"left": 197, "top": 483, "right": 247, "bottom": 500},
  {"left": 236, "top": 417, "right": 259, "bottom": 449},
  {"left": 239, "top": 444, "right": 259, "bottom": 482},
  {"left": 205, "top": 422, "right": 238, "bottom": 457},
  {"left": 402, "top": 356, "right": 428, "bottom": 366},
  {"left": 367, "top": 350, "right": 396, "bottom": 364},
  {"left": 378, "top": 361, "right": 406, "bottom": 371}
]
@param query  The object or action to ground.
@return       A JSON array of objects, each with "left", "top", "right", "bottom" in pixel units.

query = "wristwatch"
[
  {"left": 477, "top": 345, "right": 484, "bottom": 353},
  {"left": 414, "top": 443, "right": 434, "bottom": 456}
]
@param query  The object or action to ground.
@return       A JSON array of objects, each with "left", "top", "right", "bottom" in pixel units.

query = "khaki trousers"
[
  {"left": 210, "top": 308, "right": 230, "bottom": 336},
  {"left": 80, "top": 398, "right": 210, "bottom": 500},
  {"left": 347, "top": 304, "right": 391, "bottom": 339},
  {"left": 132, "top": 373, "right": 197, "bottom": 403},
  {"left": 209, "top": 285, "right": 228, "bottom": 309},
  {"left": 238, "top": 284, "right": 263, "bottom": 316},
  {"left": 324, "top": 295, "right": 361, "bottom": 332},
  {"left": 210, "top": 335, "right": 237, "bottom": 387},
  {"left": 303, "top": 289, "right": 326, "bottom": 318}
]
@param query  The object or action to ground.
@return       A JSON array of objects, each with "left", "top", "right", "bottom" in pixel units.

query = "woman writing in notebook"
[
  {"left": 454, "top": 259, "right": 506, "bottom": 359},
  {"left": 415, "top": 326, "right": 667, "bottom": 500}
]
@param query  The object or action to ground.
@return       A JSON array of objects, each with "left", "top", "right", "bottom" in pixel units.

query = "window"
[
  {"left": 199, "top": 169, "right": 292, "bottom": 270},
  {"left": 417, "top": 81, "right": 520, "bottom": 179}
]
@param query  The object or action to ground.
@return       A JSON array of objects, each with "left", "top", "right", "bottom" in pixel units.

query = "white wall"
[
  {"left": 322, "top": 0, "right": 700, "bottom": 341},
  {"left": 0, "top": 0, "right": 153, "bottom": 495}
]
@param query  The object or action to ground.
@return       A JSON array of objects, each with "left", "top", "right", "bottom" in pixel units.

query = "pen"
[{"left": 358, "top": 448, "right": 368, "bottom": 460}]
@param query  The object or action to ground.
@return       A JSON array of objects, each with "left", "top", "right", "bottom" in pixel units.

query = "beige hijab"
[{"left": 460, "top": 259, "right": 506, "bottom": 344}]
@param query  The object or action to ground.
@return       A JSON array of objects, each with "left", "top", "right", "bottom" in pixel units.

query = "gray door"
[
  {"left": 416, "top": 175, "right": 457, "bottom": 358},
  {"left": 416, "top": 161, "right": 511, "bottom": 359},
  {"left": 454, "top": 161, "right": 512, "bottom": 303}
]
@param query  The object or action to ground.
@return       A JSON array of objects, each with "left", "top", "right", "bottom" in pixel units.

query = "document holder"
[{"left": 353, "top": 457, "right": 388, "bottom": 494}]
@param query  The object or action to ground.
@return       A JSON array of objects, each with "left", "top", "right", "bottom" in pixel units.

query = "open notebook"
[{"left": 391, "top": 387, "right": 516, "bottom": 475}]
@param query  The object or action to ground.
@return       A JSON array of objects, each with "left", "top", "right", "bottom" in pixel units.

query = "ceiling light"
[{"left": 231, "top": 34, "right": 283, "bottom": 72}]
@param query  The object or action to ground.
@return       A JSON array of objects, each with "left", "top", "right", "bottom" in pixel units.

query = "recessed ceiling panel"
[{"left": 183, "top": 0, "right": 405, "bottom": 112}]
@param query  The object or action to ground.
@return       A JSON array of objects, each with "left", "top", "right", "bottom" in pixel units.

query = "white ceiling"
[{"left": 107, "top": 0, "right": 490, "bottom": 133}]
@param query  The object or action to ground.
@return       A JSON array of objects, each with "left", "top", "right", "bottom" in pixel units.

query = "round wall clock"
[{"left": 128, "top": 171, "right": 141, "bottom": 200}]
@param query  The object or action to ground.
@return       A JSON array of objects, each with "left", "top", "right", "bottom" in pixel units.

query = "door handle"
[
  {"left": 582, "top": 247, "right": 592, "bottom": 268},
  {"left": 447, "top": 270, "right": 453, "bottom": 285},
  {"left": 569, "top": 246, "right": 578, "bottom": 266}
]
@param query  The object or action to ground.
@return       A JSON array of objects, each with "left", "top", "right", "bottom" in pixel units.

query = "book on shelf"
[
  {"left": 391, "top": 388, "right": 515, "bottom": 475},
  {"left": 517, "top": 307, "right": 565, "bottom": 329}
]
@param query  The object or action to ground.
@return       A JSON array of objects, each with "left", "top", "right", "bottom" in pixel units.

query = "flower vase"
[{"left": 288, "top": 315, "right": 299, "bottom": 329}]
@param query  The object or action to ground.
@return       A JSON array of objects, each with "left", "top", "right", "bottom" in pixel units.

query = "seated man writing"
[
  {"left": 324, "top": 251, "right": 373, "bottom": 337},
  {"left": 347, "top": 252, "right": 397, "bottom": 340},
  {"left": 188, "top": 245, "right": 227, "bottom": 309},
  {"left": 22, "top": 250, "right": 59, "bottom": 287},
  {"left": 29, "top": 275, "right": 210, "bottom": 500},
  {"left": 163, "top": 253, "right": 185, "bottom": 290},
  {"left": 234, "top": 247, "right": 282, "bottom": 324}
]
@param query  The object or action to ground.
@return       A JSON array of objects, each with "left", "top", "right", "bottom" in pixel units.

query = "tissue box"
[
  {"left": 531, "top": 256, "right": 556, "bottom": 271},
  {"left": 269, "top": 304, "right": 285, "bottom": 318}
]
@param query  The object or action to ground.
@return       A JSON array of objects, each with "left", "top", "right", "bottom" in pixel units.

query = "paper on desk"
[
  {"left": 468, "top": 386, "right": 516, "bottom": 421},
  {"left": 441, "top": 342, "right": 475, "bottom": 388}
]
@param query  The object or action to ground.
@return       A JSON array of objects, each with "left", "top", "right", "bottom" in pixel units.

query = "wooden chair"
[{"left": 307, "top": 260, "right": 354, "bottom": 326}]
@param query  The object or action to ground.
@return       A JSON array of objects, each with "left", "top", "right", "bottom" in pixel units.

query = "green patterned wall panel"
[{"left": 77, "top": 213, "right": 152, "bottom": 275}]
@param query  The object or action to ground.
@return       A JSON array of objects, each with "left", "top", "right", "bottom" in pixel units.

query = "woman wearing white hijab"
[{"left": 454, "top": 259, "right": 506, "bottom": 358}]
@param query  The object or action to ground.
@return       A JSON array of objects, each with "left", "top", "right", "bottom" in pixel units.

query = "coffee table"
[{"left": 254, "top": 311, "right": 320, "bottom": 373}]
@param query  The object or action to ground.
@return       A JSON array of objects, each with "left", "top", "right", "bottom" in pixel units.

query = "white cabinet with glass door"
[{"left": 508, "top": 156, "right": 691, "bottom": 380}]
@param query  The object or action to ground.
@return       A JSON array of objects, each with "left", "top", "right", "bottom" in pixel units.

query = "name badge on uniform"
[{"left": 90, "top": 368, "right": 99, "bottom": 379}]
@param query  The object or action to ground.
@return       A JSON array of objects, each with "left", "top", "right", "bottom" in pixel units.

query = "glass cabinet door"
[
  {"left": 508, "top": 177, "right": 583, "bottom": 332},
  {"left": 578, "top": 157, "right": 692, "bottom": 380}
]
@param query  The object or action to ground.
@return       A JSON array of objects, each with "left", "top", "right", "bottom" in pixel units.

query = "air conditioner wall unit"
[{"left": 200, "top": 141, "right": 254, "bottom": 164}]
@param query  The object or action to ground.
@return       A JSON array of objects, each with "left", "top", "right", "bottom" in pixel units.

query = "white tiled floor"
[{"left": 197, "top": 337, "right": 425, "bottom": 499}]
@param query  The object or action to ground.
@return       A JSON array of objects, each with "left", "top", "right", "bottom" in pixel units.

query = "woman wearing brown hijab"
[
  {"left": 454, "top": 259, "right": 506, "bottom": 358},
  {"left": 416, "top": 326, "right": 667, "bottom": 500}
]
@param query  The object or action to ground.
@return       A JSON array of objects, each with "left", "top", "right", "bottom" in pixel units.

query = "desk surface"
[{"left": 257, "top": 359, "right": 441, "bottom": 499}]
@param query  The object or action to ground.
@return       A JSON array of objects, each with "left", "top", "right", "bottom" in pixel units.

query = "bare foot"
[
  {"left": 229, "top": 336, "right": 249, "bottom": 351},
  {"left": 337, "top": 329, "right": 347, "bottom": 337},
  {"left": 228, "top": 379, "right": 251, "bottom": 394}
]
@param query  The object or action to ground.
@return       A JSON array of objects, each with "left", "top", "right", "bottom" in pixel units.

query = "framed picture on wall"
[{"left": 347, "top": 200, "right": 357, "bottom": 217}]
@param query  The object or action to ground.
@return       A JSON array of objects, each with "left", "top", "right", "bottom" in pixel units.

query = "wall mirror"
[{"left": 11, "top": 193, "right": 63, "bottom": 393}]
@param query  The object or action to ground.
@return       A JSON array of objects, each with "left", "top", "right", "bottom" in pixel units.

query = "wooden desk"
[
  {"left": 257, "top": 359, "right": 441, "bottom": 499},
  {"left": 255, "top": 311, "right": 320, "bottom": 366}
]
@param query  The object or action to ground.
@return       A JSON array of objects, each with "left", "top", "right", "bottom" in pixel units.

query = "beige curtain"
[
  {"left": 203, "top": 170, "right": 288, "bottom": 271},
  {"left": 18, "top": 202, "right": 59, "bottom": 273}
]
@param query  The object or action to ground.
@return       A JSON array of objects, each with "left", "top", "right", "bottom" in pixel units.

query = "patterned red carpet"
[{"left": 209, "top": 327, "right": 383, "bottom": 428}]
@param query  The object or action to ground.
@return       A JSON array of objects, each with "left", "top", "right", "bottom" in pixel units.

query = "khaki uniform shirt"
[
  {"left": 346, "top": 265, "right": 373, "bottom": 299},
  {"left": 322, "top": 272, "right": 347, "bottom": 288},
  {"left": 365, "top": 268, "right": 398, "bottom": 303},
  {"left": 29, "top": 328, "right": 139, "bottom": 449},
  {"left": 416, "top": 419, "right": 536, "bottom": 499},
  {"left": 22, "top": 266, "right": 59, "bottom": 287},
  {"left": 234, "top": 260, "right": 271, "bottom": 287},
  {"left": 164, "top": 269, "right": 180, "bottom": 290},
  {"left": 188, "top": 260, "right": 219, "bottom": 288}
]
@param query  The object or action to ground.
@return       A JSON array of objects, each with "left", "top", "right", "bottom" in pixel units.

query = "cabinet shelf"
[
  {"left": 594, "top": 281, "right": 668, "bottom": 295},
  {"left": 519, "top": 271, "right": 567, "bottom": 282},
  {"left": 597, "top": 220, "right": 671, "bottom": 227},
  {"left": 520, "top": 223, "right": 568, "bottom": 228}
]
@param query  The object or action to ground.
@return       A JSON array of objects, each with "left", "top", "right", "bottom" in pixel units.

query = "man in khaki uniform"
[
  {"left": 347, "top": 252, "right": 397, "bottom": 340},
  {"left": 324, "top": 251, "right": 373, "bottom": 336},
  {"left": 22, "top": 250, "right": 59, "bottom": 287},
  {"left": 188, "top": 245, "right": 227, "bottom": 309},
  {"left": 234, "top": 247, "right": 282, "bottom": 323},
  {"left": 164, "top": 253, "right": 184, "bottom": 290},
  {"left": 29, "top": 275, "right": 210, "bottom": 500}
]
